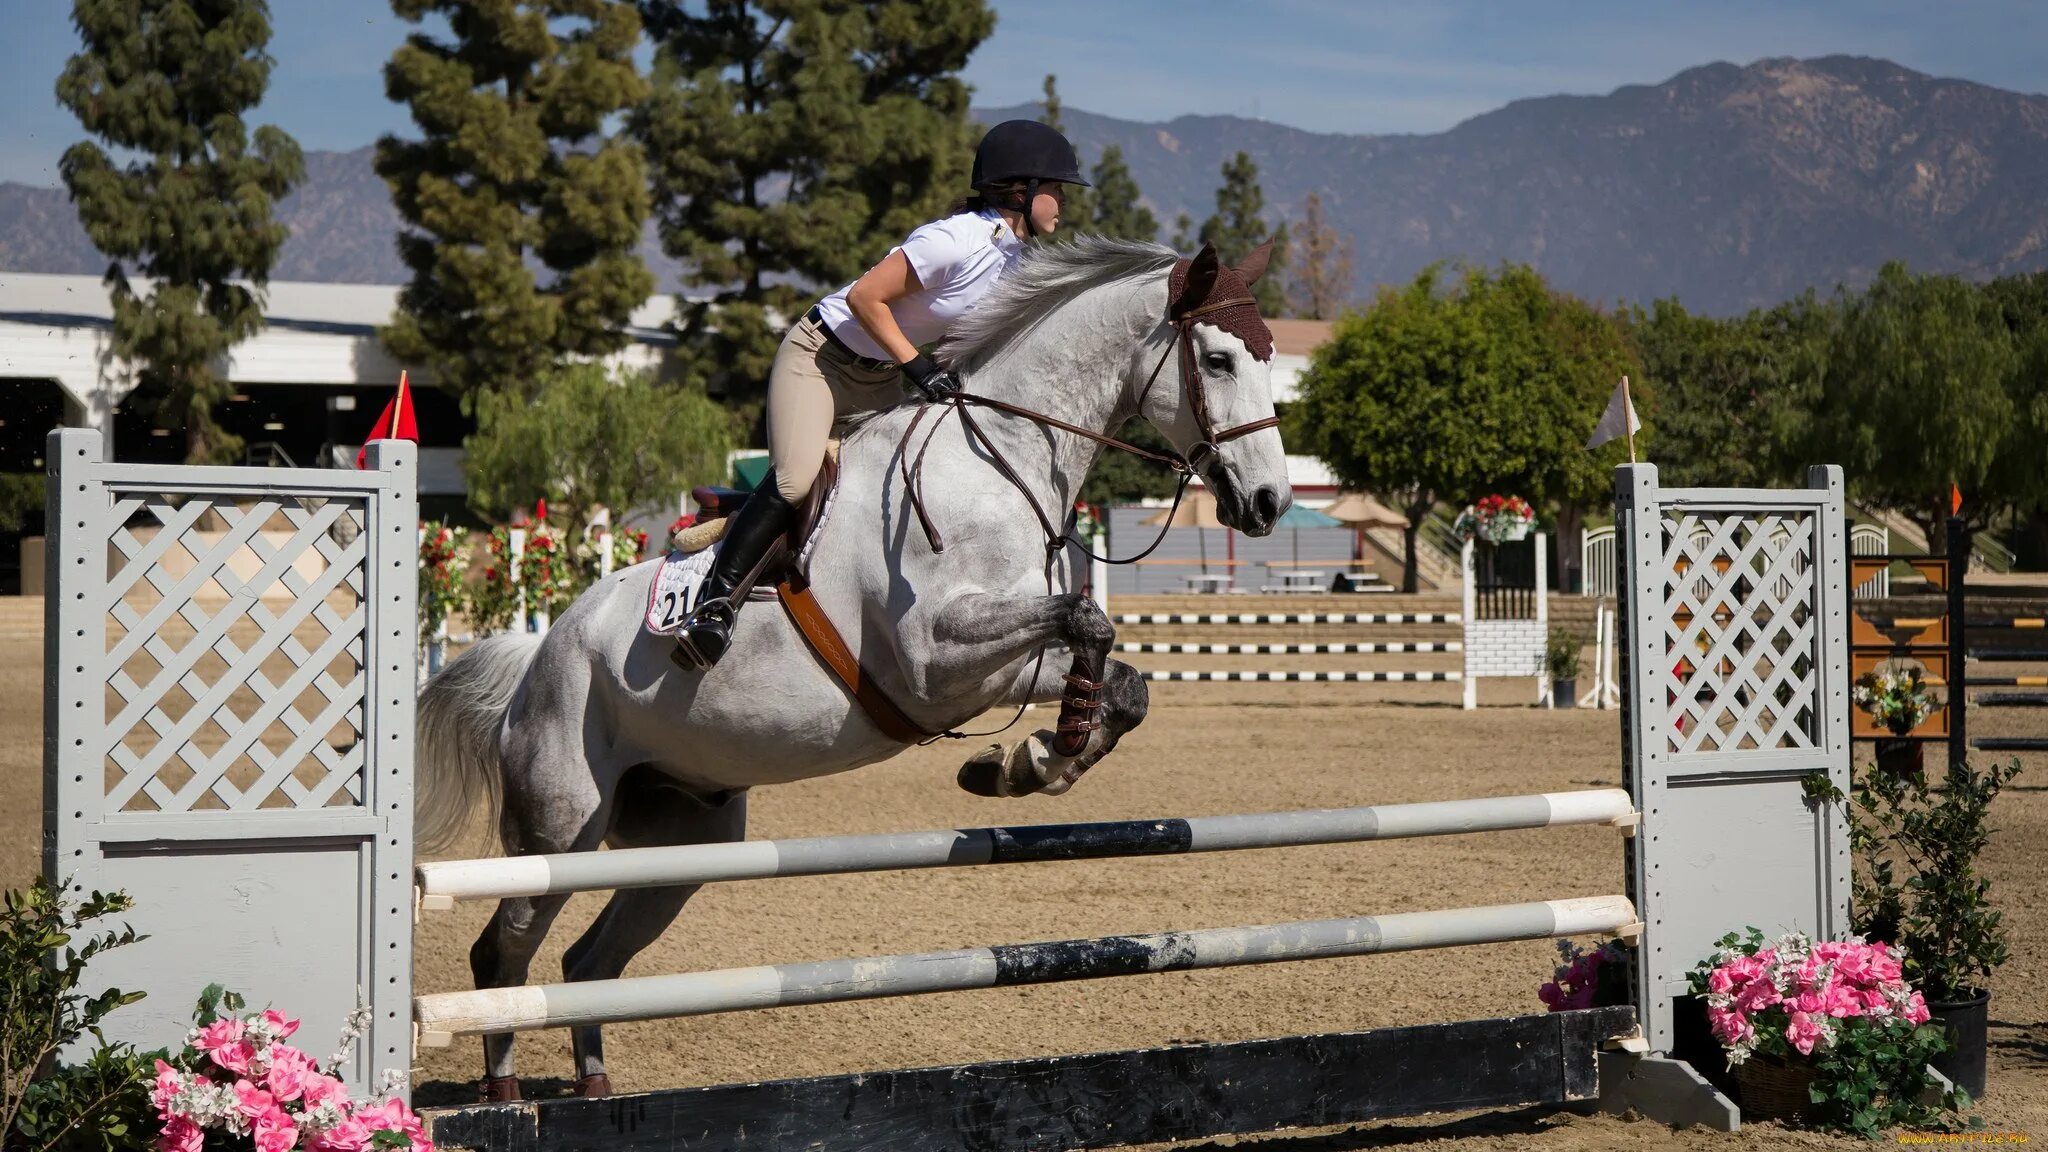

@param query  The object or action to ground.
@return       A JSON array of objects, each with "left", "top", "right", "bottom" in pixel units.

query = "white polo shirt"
[{"left": 811, "top": 208, "right": 1024, "bottom": 362}]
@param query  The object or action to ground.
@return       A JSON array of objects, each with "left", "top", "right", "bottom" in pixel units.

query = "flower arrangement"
[
  {"left": 150, "top": 987, "right": 430, "bottom": 1152},
  {"left": 517, "top": 522, "right": 575, "bottom": 620},
  {"left": 1538, "top": 938, "right": 1628, "bottom": 1012},
  {"left": 666, "top": 513, "right": 696, "bottom": 551},
  {"left": 466, "top": 527, "right": 523, "bottom": 636},
  {"left": 1688, "top": 928, "right": 1969, "bottom": 1134},
  {"left": 1451, "top": 494, "right": 1535, "bottom": 544},
  {"left": 417, "top": 522, "right": 469, "bottom": 649},
  {"left": 1071, "top": 501, "right": 1105, "bottom": 541},
  {"left": 1854, "top": 666, "right": 1939, "bottom": 736}
]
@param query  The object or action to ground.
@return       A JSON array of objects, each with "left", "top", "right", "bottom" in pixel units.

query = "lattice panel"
[
  {"left": 1655, "top": 509, "right": 1822, "bottom": 753},
  {"left": 98, "top": 494, "right": 369, "bottom": 813}
]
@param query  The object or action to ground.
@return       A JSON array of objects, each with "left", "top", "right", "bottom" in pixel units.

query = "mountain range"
[{"left": 2, "top": 55, "right": 2044, "bottom": 315}]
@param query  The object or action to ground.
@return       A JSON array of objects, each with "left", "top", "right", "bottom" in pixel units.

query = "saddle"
[{"left": 670, "top": 454, "right": 940, "bottom": 744}]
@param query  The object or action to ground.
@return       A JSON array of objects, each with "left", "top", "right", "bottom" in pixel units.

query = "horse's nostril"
[{"left": 1254, "top": 486, "right": 1280, "bottom": 526}]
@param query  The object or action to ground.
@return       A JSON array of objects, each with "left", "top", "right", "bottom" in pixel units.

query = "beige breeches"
[{"left": 768, "top": 316, "right": 905, "bottom": 502}]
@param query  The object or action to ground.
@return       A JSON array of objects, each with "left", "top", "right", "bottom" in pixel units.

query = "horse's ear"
[
  {"left": 1173, "top": 243, "right": 1221, "bottom": 318},
  {"left": 1236, "top": 237, "right": 1275, "bottom": 286}
]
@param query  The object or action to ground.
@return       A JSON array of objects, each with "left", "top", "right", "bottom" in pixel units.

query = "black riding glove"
[{"left": 902, "top": 354, "right": 962, "bottom": 402}]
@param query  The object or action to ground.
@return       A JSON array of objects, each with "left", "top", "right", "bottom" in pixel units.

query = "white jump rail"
[
  {"left": 1112, "top": 612, "right": 1461, "bottom": 625},
  {"left": 1117, "top": 642, "right": 1463, "bottom": 654},
  {"left": 417, "top": 788, "right": 1637, "bottom": 908},
  {"left": 414, "top": 895, "right": 1640, "bottom": 1043}
]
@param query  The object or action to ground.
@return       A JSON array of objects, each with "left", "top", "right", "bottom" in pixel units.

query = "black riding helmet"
[{"left": 971, "top": 120, "right": 1089, "bottom": 237}]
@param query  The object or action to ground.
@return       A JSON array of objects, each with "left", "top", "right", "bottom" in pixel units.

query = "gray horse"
[{"left": 414, "top": 236, "right": 1292, "bottom": 1099}]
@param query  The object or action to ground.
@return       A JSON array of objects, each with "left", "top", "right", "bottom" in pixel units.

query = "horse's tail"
[{"left": 415, "top": 631, "right": 542, "bottom": 856}]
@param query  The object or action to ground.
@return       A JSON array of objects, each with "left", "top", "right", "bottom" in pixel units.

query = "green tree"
[
  {"left": 1169, "top": 211, "right": 1193, "bottom": 252},
  {"left": 1285, "top": 191, "right": 1352, "bottom": 320},
  {"left": 1287, "top": 263, "right": 1637, "bottom": 591},
  {"left": 1038, "top": 73, "right": 1089, "bottom": 232},
  {"left": 56, "top": 0, "right": 304, "bottom": 464},
  {"left": 1198, "top": 151, "right": 1288, "bottom": 316},
  {"left": 634, "top": 0, "right": 994, "bottom": 423},
  {"left": 377, "top": 0, "right": 652, "bottom": 403},
  {"left": 1086, "top": 146, "right": 1157, "bottom": 242},
  {"left": 1982, "top": 270, "right": 2048, "bottom": 564},
  {"left": 464, "top": 364, "right": 734, "bottom": 540},
  {"left": 1807, "top": 263, "right": 2026, "bottom": 549},
  {"left": 1618, "top": 294, "right": 1833, "bottom": 489}
]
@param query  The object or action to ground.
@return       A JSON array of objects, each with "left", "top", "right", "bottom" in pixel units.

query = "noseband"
[{"left": 1137, "top": 294, "right": 1283, "bottom": 474}]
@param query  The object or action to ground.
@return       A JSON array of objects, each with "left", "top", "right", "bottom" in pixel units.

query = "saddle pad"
[{"left": 645, "top": 547, "right": 715, "bottom": 636}]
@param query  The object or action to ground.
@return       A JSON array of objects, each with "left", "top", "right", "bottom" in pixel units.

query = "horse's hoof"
[
  {"left": 956, "top": 745, "right": 1008, "bottom": 797},
  {"left": 481, "top": 1076, "right": 522, "bottom": 1103},
  {"left": 575, "top": 1073, "right": 612, "bottom": 1098}
]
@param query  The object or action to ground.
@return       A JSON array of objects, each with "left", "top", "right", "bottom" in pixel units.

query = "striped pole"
[
  {"left": 1146, "top": 670, "right": 1463, "bottom": 683},
  {"left": 1112, "top": 613, "right": 1461, "bottom": 626},
  {"left": 1116, "top": 642, "right": 1462, "bottom": 655},
  {"left": 417, "top": 789, "right": 1635, "bottom": 907},
  {"left": 414, "top": 895, "right": 1638, "bottom": 1043}
]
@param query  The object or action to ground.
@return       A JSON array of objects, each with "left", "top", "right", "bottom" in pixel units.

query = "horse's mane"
[{"left": 937, "top": 235, "right": 1177, "bottom": 374}]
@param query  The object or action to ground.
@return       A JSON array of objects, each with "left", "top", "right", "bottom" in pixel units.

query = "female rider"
[{"left": 676, "top": 119, "right": 1091, "bottom": 668}]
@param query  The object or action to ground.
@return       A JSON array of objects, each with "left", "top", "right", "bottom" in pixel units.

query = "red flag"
[
  {"left": 356, "top": 371, "right": 420, "bottom": 469},
  {"left": 1951, "top": 484, "right": 1963, "bottom": 516}
]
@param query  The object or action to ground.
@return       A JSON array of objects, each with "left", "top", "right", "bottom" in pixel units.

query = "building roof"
[
  {"left": 0, "top": 272, "right": 683, "bottom": 342},
  {"left": 1268, "top": 318, "right": 1332, "bottom": 358}
]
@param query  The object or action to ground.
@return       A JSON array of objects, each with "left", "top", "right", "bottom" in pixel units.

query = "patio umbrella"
[
  {"left": 1275, "top": 503, "right": 1343, "bottom": 566},
  {"left": 1139, "top": 486, "right": 1225, "bottom": 571},
  {"left": 1319, "top": 491, "right": 1410, "bottom": 566}
]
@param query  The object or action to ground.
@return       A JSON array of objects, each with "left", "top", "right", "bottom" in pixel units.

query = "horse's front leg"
[{"left": 921, "top": 591, "right": 1148, "bottom": 797}]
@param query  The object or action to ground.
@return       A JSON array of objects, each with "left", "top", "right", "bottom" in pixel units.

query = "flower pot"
[
  {"left": 1927, "top": 990, "right": 1990, "bottom": 1100},
  {"left": 1552, "top": 677, "right": 1577, "bottom": 708},
  {"left": 1875, "top": 738, "right": 1924, "bottom": 783},
  {"left": 1483, "top": 518, "right": 1532, "bottom": 543},
  {"left": 1734, "top": 1054, "right": 1820, "bottom": 1124}
]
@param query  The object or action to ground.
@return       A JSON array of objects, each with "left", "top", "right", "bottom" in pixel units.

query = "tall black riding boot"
[{"left": 675, "top": 484, "right": 798, "bottom": 668}]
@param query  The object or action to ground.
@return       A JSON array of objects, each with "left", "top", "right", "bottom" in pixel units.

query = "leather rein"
[{"left": 898, "top": 294, "right": 1281, "bottom": 567}]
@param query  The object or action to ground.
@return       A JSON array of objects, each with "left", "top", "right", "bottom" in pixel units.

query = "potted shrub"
[
  {"left": 1853, "top": 666, "right": 1940, "bottom": 781},
  {"left": 1851, "top": 755, "right": 2021, "bottom": 1100},
  {"left": 1546, "top": 628, "right": 1583, "bottom": 709},
  {"left": 1688, "top": 929, "right": 1968, "bottom": 1134}
]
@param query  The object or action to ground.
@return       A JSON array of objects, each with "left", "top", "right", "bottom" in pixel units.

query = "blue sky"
[{"left": 4, "top": 0, "right": 2043, "bottom": 187}]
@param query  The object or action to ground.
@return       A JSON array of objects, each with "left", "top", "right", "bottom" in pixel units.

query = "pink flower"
[
  {"left": 1905, "top": 991, "right": 1931, "bottom": 1026},
  {"left": 152, "top": 1060, "right": 184, "bottom": 1120},
  {"left": 235, "top": 1080, "right": 278, "bottom": 1125},
  {"left": 309, "top": 1118, "right": 371, "bottom": 1152},
  {"left": 254, "top": 1107, "right": 300, "bottom": 1152},
  {"left": 158, "top": 1115, "right": 204, "bottom": 1152},
  {"left": 260, "top": 1010, "right": 301, "bottom": 1040},
  {"left": 265, "top": 1045, "right": 320, "bottom": 1102},
  {"left": 1785, "top": 1011, "right": 1827, "bottom": 1055},
  {"left": 357, "top": 1098, "right": 432, "bottom": 1152},
  {"left": 196, "top": 1018, "right": 256, "bottom": 1075},
  {"left": 299, "top": 1074, "right": 351, "bottom": 1112},
  {"left": 1538, "top": 981, "right": 1565, "bottom": 1009}
]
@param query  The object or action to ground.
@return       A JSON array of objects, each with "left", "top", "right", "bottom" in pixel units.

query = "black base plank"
[
  {"left": 1975, "top": 692, "right": 2048, "bottom": 707},
  {"left": 1972, "top": 737, "right": 2048, "bottom": 751},
  {"left": 426, "top": 1007, "right": 1635, "bottom": 1152}
]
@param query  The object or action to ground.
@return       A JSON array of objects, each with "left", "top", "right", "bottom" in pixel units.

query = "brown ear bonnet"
[{"left": 1167, "top": 239, "right": 1275, "bottom": 362}]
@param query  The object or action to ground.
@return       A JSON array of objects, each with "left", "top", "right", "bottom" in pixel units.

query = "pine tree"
[
  {"left": 1038, "top": 74, "right": 1089, "bottom": 232},
  {"left": 1169, "top": 212, "right": 1193, "bottom": 252},
  {"left": 56, "top": 0, "right": 304, "bottom": 463},
  {"left": 1087, "top": 146, "right": 1157, "bottom": 242},
  {"left": 377, "top": 0, "right": 652, "bottom": 402},
  {"left": 634, "top": 0, "right": 994, "bottom": 418},
  {"left": 1286, "top": 191, "right": 1354, "bottom": 319},
  {"left": 1198, "top": 151, "right": 1288, "bottom": 316}
]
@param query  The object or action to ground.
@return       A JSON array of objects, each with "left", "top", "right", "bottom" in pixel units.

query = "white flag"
[{"left": 1585, "top": 375, "right": 1640, "bottom": 454}]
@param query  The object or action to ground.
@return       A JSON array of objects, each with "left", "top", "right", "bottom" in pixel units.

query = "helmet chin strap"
[{"left": 1022, "top": 178, "right": 1043, "bottom": 237}]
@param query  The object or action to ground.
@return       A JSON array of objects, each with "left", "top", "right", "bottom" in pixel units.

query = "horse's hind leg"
[
  {"left": 470, "top": 715, "right": 610, "bottom": 1101},
  {"left": 559, "top": 769, "right": 748, "bottom": 1097}
]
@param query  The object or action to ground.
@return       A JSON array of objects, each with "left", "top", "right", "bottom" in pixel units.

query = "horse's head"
[{"left": 1142, "top": 240, "right": 1293, "bottom": 536}]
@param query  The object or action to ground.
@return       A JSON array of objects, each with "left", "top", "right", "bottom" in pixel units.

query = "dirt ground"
[{"left": 3, "top": 594, "right": 2045, "bottom": 1150}]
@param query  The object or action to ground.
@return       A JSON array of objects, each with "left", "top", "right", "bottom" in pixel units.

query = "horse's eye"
[{"left": 1203, "top": 351, "right": 1234, "bottom": 373}]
